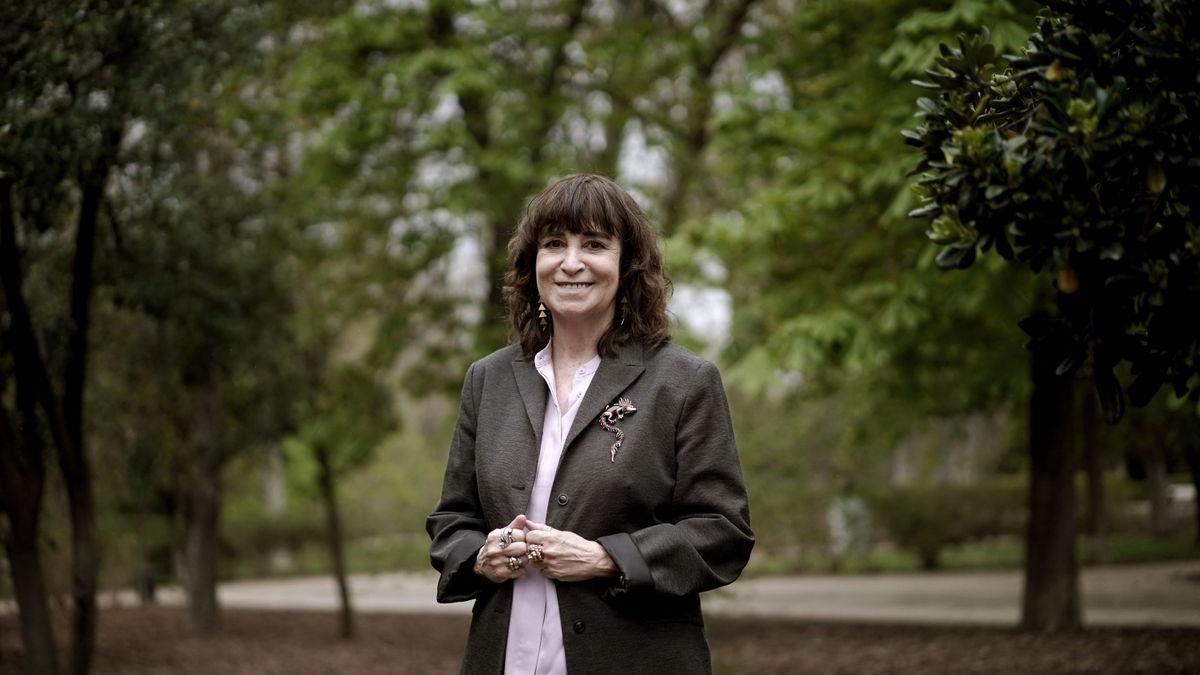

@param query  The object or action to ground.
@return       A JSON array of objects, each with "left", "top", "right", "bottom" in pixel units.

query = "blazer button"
[
  {"left": 557, "top": 494, "right": 569, "bottom": 506},
  {"left": 573, "top": 619, "right": 586, "bottom": 634}
]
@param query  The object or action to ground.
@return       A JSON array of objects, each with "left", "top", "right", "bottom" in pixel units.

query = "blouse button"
[
  {"left": 573, "top": 619, "right": 586, "bottom": 634},
  {"left": 557, "top": 494, "right": 569, "bottom": 506}
]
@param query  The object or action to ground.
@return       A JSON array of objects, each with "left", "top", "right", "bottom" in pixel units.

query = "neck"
[{"left": 550, "top": 310, "right": 613, "bottom": 362}]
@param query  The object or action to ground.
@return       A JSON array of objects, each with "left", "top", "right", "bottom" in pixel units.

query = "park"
[{"left": 2, "top": 0, "right": 1198, "bottom": 673}]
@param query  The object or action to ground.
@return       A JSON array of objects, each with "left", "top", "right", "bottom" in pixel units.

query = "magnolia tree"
[{"left": 907, "top": 0, "right": 1198, "bottom": 631}]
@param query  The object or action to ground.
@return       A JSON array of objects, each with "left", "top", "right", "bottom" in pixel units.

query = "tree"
[
  {"left": 669, "top": 1, "right": 1039, "bottom": 563},
  {"left": 3, "top": 1, "right": 276, "bottom": 647},
  {"left": 0, "top": 1, "right": 125, "bottom": 664},
  {"left": 105, "top": 118, "right": 298, "bottom": 630},
  {"left": 907, "top": 0, "right": 1200, "bottom": 630},
  {"left": 285, "top": 360, "right": 394, "bottom": 638}
]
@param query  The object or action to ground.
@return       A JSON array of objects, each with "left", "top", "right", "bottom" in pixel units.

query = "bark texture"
[
  {"left": 316, "top": 444, "right": 354, "bottom": 639},
  {"left": 1021, "top": 347, "right": 1082, "bottom": 632},
  {"left": 0, "top": 405, "right": 60, "bottom": 675},
  {"left": 185, "top": 378, "right": 226, "bottom": 631}
]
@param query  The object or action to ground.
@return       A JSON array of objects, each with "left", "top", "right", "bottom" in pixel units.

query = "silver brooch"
[{"left": 599, "top": 397, "right": 637, "bottom": 462}]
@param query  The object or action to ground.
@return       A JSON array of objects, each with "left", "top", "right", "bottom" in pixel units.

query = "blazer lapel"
[
  {"left": 563, "top": 340, "right": 645, "bottom": 451},
  {"left": 510, "top": 355, "right": 548, "bottom": 499},
  {"left": 511, "top": 356, "right": 547, "bottom": 447}
]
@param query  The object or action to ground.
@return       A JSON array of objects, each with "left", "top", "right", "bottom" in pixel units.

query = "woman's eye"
[{"left": 542, "top": 239, "right": 564, "bottom": 248}]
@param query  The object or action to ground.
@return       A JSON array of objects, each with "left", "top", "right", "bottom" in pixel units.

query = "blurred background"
[{"left": 2, "top": 0, "right": 1198, "bottom": 673}]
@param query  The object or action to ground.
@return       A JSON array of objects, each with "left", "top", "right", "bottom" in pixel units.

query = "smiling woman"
[
  {"left": 427, "top": 174, "right": 754, "bottom": 675},
  {"left": 535, "top": 230, "right": 621, "bottom": 334}
]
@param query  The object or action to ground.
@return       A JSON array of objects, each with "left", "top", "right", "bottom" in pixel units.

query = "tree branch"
[
  {"left": 0, "top": 179, "right": 75, "bottom": 478},
  {"left": 660, "top": 0, "right": 758, "bottom": 236},
  {"left": 529, "top": 0, "right": 590, "bottom": 166}
]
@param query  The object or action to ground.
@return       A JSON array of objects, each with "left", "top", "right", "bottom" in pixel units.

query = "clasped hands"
[{"left": 474, "top": 514, "right": 617, "bottom": 583}]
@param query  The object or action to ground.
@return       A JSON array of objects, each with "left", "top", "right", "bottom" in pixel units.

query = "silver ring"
[{"left": 500, "top": 527, "right": 514, "bottom": 548}]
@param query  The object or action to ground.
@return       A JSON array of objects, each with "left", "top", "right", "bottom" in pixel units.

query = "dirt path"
[
  {"left": 6, "top": 607, "right": 1200, "bottom": 674},
  {"left": 89, "top": 560, "right": 1200, "bottom": 627}
]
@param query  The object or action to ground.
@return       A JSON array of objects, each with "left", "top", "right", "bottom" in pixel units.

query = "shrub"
[{"left": 865, "top": 477, "right": 1026, "bottom": 569}]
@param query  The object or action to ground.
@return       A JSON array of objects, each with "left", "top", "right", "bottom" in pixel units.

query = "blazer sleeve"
[
  {"left": 597, "top": 359, "right": 754, "bottom": 597},
  {"left": 425, "top": 362, "right": 490, "bottom": 603}
]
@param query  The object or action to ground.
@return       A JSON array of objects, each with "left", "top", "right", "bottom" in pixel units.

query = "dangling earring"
[
  {"left": 537, "top": 301, "right": 548, "bottom": 332},
  {"left": 619, "top": 297, "right": 628, "bottom": 326}
]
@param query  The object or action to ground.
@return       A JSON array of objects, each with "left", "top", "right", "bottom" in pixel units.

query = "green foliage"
[
  {"left": 907, "top": 0, "right": 1200, "bottom": 419},
  {"left": 12, "top": 0, "right": 1197, "bottom": 595},
  {"left": 286, "top": 363, "right": 394, "bottom": 477},
  {"left": 696, "top": 0, "right": 1038, "bottom": 452},
  {"left": 864, "top": 477, "right": 1027, "bottom": 568}
]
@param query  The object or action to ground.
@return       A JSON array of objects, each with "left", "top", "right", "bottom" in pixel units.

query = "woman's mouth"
[{"left": 556, "top": 282, "right": 594, "bottom": 289}]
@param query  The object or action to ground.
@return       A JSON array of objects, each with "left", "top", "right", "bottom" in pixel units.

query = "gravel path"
[{"left": 89, "top": 560, "right": 1200, "bottom": 627}]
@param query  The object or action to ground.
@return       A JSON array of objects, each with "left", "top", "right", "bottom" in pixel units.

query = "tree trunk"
[
  {"left": 1184, "top": 444, "right": 1200, "bottom": 544},
  {"left": 1, "top": 177, "right": 62, "bottom": 673},
  {"left": 1146, "top": 448, "right": 1171, "bottom": 536},
  {"left": 185, "top": 379, "right": 226, "bottom": 631},
  {"left": 0, "top": 405, "right": 61, "bottom": 675},
  {"left": 315, "top": 444, "right": 354, "bottom": 639},
  {"left": 135, "top": 530, "right": 157, "bottom": 604},
  {"left": 185, "top": 450, "right": 222, "bottom": 631},
  {"left": 1021, "top": 347, "right": 1082, "bottom": 632},
  {"left": 1082, "top": 390, "right": 1107, "bottom": 564},
  {"left": 61, "top": 168, "right": 107, "bottom": 675},
  {"left": 263, "top": 445, "right": 292, "bottom": 573}
]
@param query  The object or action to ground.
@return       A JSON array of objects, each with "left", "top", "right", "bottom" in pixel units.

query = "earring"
[
  {"left": 619, "top": 297, "right": 628, "bottom": 326},
  {"left": 537, "top": 301, "right": 548, "bottom": 332}
]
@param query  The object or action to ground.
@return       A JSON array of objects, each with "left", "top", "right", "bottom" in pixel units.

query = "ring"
[
  {"left": 527, "top": 544, "right": 544, "bottom": 563},
  {"left": 507, "top": 556, "right": 523, "bottom": 571},
  {"left": 500, "top": 527, "right": 513, "bottom": 549}
]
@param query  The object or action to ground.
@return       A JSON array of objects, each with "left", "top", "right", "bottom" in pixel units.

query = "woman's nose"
[{"left": 562, "top": 246, "right": 585, "bottom": 272}]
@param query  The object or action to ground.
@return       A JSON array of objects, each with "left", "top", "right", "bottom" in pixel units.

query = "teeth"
[{"left": 559, "top": 283, "right": 591, "bottom": 288}]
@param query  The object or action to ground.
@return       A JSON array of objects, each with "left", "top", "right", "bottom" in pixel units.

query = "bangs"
[
  {"left": 525, "top": 176, "right": 627, "bottom": 241},
  {"left": 504, "top": 172, "right": 671, "bottom": 359}
]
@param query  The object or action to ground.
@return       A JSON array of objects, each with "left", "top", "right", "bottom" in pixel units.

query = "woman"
[{"left": 427, "top": 174, "right": 753, "bottom": 674}]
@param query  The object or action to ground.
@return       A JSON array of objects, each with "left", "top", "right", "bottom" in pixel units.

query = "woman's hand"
[
  {"left": 473, "top": 514, "right": 529, "bottom": 583},
  {"left": 524, "top": 520, "right": 618, "bottom": 582}
]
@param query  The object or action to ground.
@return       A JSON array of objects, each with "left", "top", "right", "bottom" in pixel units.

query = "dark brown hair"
[{"left": 503, "top": 173, "right": 672, "bottom": 360}]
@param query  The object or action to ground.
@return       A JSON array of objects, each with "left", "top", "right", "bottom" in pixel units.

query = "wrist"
[
  {"left": 472, "top": 546, "right": 486, "bottom": 577},
  {"left": 591, "top": 541, "right": 619, "bottom": 578}
]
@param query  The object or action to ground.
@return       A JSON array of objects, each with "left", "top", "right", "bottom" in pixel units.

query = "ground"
[
  {"left": 4, "top": 562, "right": 1198, "bottom": 673},
  {"left": 3, "top": 607, "right": 1199, "bottom": 674}
]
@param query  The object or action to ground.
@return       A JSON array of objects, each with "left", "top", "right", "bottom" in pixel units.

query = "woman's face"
[{"left": 535, "top": 229, "right": 622, "bottom": 331}]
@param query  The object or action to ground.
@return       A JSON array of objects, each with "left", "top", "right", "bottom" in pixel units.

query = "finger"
[
  {"left": 506, "top": 542, "right": 528, "bottom": 558},
  {"left": 500, "top": 555, "right": 527, "bottom": 577},
  {"left": 506, "top": 514, "right": 528, "bottom": 530},
  {"left": 525, "top": 519, "right": 552, "bottom": 532},
  {"left": 525, "top": 530, "right": 543, "bottom": 546},
  {"left": 492, "top": 522, "right": 525, "bottom": 550}
]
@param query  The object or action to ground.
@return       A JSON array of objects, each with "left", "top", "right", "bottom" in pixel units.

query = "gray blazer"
[{"left": 426, "top": 340, "right": 754, "bottom": 674}]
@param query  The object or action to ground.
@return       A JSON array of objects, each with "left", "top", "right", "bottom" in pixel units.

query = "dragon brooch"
[{"left": 599, "top": 397, "right": 637, "bottom": 462}]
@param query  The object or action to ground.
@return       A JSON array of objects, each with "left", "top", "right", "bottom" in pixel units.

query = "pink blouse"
[{"left": 503, "top": 341, "right": 601, "bottom": 675}]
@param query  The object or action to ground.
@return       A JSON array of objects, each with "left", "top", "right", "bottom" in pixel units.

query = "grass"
[
  {"left": 242, "top": 530, "right": 1198, "bottom": 582},
  {"left": 5, "top": 528, "right": 1196, "bottom": 602},
  {"left": 743, "top": 531, "right": 1199, "bottom": 576},
  {"left": 221, "top": 533, "right": 431, "bottom": 581}
]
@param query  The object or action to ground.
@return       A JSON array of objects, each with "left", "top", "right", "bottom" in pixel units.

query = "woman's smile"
[{"left": 536, "top": 231, "right": 621, "bottom": 328}]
